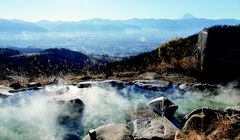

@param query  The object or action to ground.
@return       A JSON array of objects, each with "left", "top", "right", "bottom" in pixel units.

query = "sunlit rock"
[
  {"left": 83, "top": 124, "right": 133, "bottom": 140},
  {"left": 133, "top": 116, "right": 178, "bottom": 140},
  {"left": 147, "top": 96, "right": 178, "bottom": 117}
]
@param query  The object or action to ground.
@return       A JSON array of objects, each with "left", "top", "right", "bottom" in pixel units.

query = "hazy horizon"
[{"left": 1, "top": 0, "right": 240, "bottom": 22}]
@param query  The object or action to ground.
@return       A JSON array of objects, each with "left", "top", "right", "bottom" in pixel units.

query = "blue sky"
[{"left": 0, "top": 0, "right": 239, "bottom": 22}]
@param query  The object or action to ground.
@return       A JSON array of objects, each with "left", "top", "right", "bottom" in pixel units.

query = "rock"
[
  {"left": 45, "top": 86, "right": 69, "bottom": 95},
  {"left": 8, "top": 88, "right": 26, "bottom": 93},
  {"left": 224, "top": 106, "right": 240, "bottom": 116},
  {"left": 9, "top": 82, "right": 23, "bottom": 89},
  {"left": 0, "top": 86, "right": 13, "bottom": 98},
  {"left": 198, "top": 26, "right": 240, "bottom": 82},
  {"left": 27, "top": 82, "right": 41, "bottom": 88},
  {"left": 192, "top": 83, "right": 218, "bottom": 91},
  {"left": 133, "top": 116, "right": 178, "bottom": 140},
  {"left": 0, "top": 93, "right": 11, "bottom": 98},
  {"left": 147, "top": 96, "right": 178, "bottom": 117},
  {"left": 80, "top": 75, "right": 93, "bottom": 81},
  {"left": 77, "top": 80, "right": 128, "bottom": 89},
  {"left": 178, "top": 83, "right": 192, "bottom": 91},
  {"left": 133, "top": 80, "right": 172, "bottom": 91},
  {"left": 182, "top": 108, "right": 224, "bottom": 133},
  {"left": 52, "top": 77, "right": 68, "bottom": 85},
  {"left": 77, "top": 81, "right": 93, "bottom": 88},
  {"left": 83, "top": 124, "right": 133, "bottom": 140},
  {"left": 97, "top": 80, "right": 129, "bottom": 89}
]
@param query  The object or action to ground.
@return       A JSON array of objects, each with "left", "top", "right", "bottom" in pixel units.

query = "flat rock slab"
[
  {"left": 133, "top": 116, "right": 178, "bottom": 140},
  {"left": 133, "top": 80, "right": 171, "bottom": 91}
]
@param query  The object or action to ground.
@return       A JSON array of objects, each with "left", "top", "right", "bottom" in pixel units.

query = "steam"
[
  {"left": 173, "top": 82, "right": 240, "bottom": 115},
  {"left": 0, "top": 80, "right": 240, "bottom": 139},
  {"left": 0, "top": 91, "right": 62, "bottom": 140}
]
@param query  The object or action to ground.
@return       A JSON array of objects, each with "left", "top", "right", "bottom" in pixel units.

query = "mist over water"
[{"left": 0, "top": 81, "right": 239, "bottom": 140}]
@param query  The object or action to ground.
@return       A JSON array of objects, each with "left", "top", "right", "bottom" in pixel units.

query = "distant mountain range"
[
  {"left": 0, "top": 18, "right": 47, "bottom": 32},
  {"left": 0, "top": 15, "right": 240, "bottom": 33}
]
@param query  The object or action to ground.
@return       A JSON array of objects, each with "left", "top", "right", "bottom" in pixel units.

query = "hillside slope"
[{"left": 102, "top": 34, "right": 200, "bottom": 81}]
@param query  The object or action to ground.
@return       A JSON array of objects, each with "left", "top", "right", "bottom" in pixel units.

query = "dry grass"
[{"left": 184, "top": 116, "right": 239, "bottom": 140}]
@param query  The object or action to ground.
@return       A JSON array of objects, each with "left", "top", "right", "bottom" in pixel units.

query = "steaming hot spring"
[{"left": 0, "top": 80, "right": 239, "bottom": 140}]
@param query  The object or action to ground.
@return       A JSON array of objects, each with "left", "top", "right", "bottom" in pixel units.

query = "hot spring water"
[{"left": 0, "top": 81, "right": 239, "bottom": 140}]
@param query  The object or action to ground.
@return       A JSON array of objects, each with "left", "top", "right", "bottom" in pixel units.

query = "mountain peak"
[{"left": 182, "top": 13, "right": 196, "bottom": 19}]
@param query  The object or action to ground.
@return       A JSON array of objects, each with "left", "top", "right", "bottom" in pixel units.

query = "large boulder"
[
  {"left": 133, "top": 116, "right": 179, "bottom": 140},
  {"left": 182, "top": 107, "right": 240, "bottom": 139},
  {"left": 83, "top": 124, "right": 133, "bottom": 140},
  {"left": 198, "top": 25, "right": 240, "bottom": 82},
  {"left": 182, "top": 108, "right": 224, "bottom": 133},
  {"left": 147, "top": 97, "right": 178, "bottom": 117}
]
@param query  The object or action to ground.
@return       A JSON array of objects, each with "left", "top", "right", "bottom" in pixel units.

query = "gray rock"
[
  {"left": 192, "top": 83, "right": 218, "bottom": 91},
  {"left": 133, "top": 116, "right": 178, "bottom": 140},
  {"left": 224, "top": 106, "right": 240, "bottom": 116},
  {"left": 83, "top": 124, "right": 133, "bottom": 140},
  {"left": 178, "top": 83, "right": 192, "bottom": 91},
  {"left": 147, "top": 97, "right": 178, "bottom": 117},
  {"left": 133, "top": 80, "right": 172, "bottom": 91},
  {"left": 97, "top": 80, "right": 129, "bottom": 89}
]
